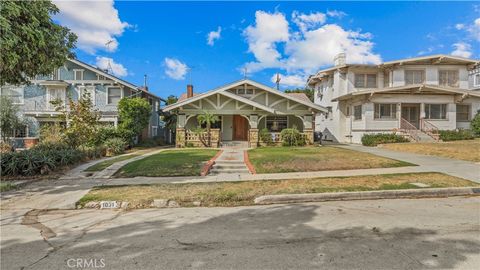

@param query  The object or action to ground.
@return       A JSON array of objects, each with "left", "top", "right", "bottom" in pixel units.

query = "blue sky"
[{"left": 53, "top": 1, "right": 479, "bottom": 99}]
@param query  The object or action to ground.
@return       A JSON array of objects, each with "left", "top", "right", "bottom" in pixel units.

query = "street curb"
[{"left": 254, "top": 187, "right": 480, "bottom": 205}]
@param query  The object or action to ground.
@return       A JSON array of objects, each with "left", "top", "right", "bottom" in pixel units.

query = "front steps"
[
  {"left": 209, "top": 160, "right": 250, "bottom": 175},
  {"left": 220, "top": 141, "right": 249, "bottom": 149}
]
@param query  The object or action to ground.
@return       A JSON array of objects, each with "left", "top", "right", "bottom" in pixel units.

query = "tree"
[
  {"left": 471, "top": 110, "right": 480, "bottom": 137},
  {"left": 197, "top": 111, "right": 219, "bottom": 147},
  {"left": 54, "top": 92, "right": 100, "bottom": 148},
  {"left": 0, "top": 96, "right": 25, "bottom": 144},
  {"left": 284, "top": 88, "right": 314, "bottom": 102},
  {"left": 162, "top": 95, "right": 178, "bottom": 131},
  {"left": 118, "top": 97, "right": 151, "bottom": 143},
  {"left": 0, "top": 0, "right": 77, "bottom": 85}
]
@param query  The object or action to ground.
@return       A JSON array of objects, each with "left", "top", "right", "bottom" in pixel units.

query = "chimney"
[
  {"left": 187, "top": 84, "right": 193, "bottom": 98},
  {"left": 334, "top": 53, "right": 346, "bottom": 66}
]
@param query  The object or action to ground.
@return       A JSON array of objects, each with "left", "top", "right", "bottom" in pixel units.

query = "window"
[
  {"left": 107, "top": 87, "right": 122, "bottom": 105},
  {"left": 354, "top": 74, "right": 377, "bottom": 88},
  {"left": 384, "top": 71, "right": 390, "bottom": 87},
  {"left": 97, "top": 74, "right": 106, "bottom": 80},
  {"left": 374, "top": 103, "right": 397, "bottom": 119},
  {"left": 346, "top": 106, "right": 351, "bottom": 116},
  {"left": 439, "top": 70, "right": 459, "bottom": 87},
  {"left": 152, "top": 126, "right": 158, "bottom": 137},
  {"left": 1, "top": 86, "right": 24, "bottom": 104},
  {"left": 78, "top": 86, "right": 95, "bottom": 105},
  {"left": 456, "top": 104, "right": 471, "bottom": 121},
  {"left": 236, "top": 88, "right": 254, "bottom": 96},
  {"left": 405, "top": 70, "right": 425, "bottom": 85},
  {"left": 14, "top": 126, "right": 27, "bottom": 138},
  {"left": 51, "top": 69, "right": 60, "bottom": 80},
  {"left": 266, "top": 116, "right": 287, "bottom": 132},
  {"left": 74, "top": 69, "right": 84, "bottom": 80},
  {"left": 475, "top": 73, "right": 480, "bottom": 87},
  {"left": 47, "top": 88, "right": 66, "bottom": 109},
  {"left": 425, "top": 104, "right": 447, "bottom": 120},
  {"left": 353, "top": 105, "right": 362, "bottom": 120}
]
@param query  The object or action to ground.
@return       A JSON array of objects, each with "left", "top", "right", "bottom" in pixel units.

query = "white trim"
[
  {"left": 106, "top": 85, "right": 123, "bottom": 105},
  {"left": 73, "top": 69, "right": 84, "bottom": 80}
]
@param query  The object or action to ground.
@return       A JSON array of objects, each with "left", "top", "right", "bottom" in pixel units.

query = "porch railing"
[
  {"left": 399, "top": 118, "right": 420, "bottom": 142},
  {"left": 185, "top": 129, "right": 220, "bottom": 147},
  {"left": 420, "top": 119, "right": 440, "bottom": 141},
  {"left": 268, "top": 132, "right": 309, "bottom": 143}
]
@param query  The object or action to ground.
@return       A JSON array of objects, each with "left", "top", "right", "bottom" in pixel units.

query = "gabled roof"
[
  {"left": 68, "top": 58, "right": 163, "bottom": 101},
  {"left": 163, "top": 79, "right": 327, "bottom": 113},
  {"left": 332, "top": 84, "right": 480, "bottom": 101}
]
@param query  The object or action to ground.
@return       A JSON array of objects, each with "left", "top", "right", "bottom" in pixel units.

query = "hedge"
[
  {"left": 361, "top": 133, "right": 410, "bottom": 147},
  {"left": 439, "top": 130, "right": 474, "bottom": 141}
]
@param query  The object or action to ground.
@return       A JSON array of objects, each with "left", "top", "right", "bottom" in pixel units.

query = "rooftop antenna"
[
  {"left": 275, "top": 73, "right": 281, "bottom": 90},
  {"left": 187, "top": 65, "right": 196, "bottom": 84},
  {"left": 104, "top": 40, "right": 114, "bottom": 74},
  {"left": 243, "top": 67, "right": 248, "bottom": 79}
]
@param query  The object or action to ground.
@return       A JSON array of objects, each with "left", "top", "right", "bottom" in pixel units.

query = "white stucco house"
[{"left": 308, "top": 54, "right": 480, "bottom": 143}]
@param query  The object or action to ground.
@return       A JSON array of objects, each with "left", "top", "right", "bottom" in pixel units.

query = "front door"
[
  {"left": 233, "top": 115, "right": 248, "bottom": 141},
  {"left": 401, "top": 104, "right": 420, "bottom": 128}
]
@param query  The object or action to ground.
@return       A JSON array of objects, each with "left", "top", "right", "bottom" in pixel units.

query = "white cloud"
[
  {"left": 53, "top": 0, "right": 130, "bottom": 54},
  {"left": 469, "top": 18, "right": 480, "bottom": 41},
  {"left": 207, "top": 26, "right": 222, "bottom": 46},
  {"left": 270, "top": 73, "right": 306, "bottom": 88},
  {"left": 95, "top": 57, "right": 128, "bottom": 77},
  {"left": 455, "top": 23, "right": 465, "bottom": 30},
  {"left": 164, "top": 58, "right": 188, "bottom": 80},
  {"left": 243, "top": 11, "right": 290, "bottom": 72},
  {"left": 292, "top": 11, "right": 326, "bottom": 33},
  {"left": 327, "top": 10, "right": 347, "bottom": 18},
  {"left": 242, "top": 10, "right": 381, "bottom": 75},
  {"left": 451, "top": 42, "right": 472, "bottom": 58}
]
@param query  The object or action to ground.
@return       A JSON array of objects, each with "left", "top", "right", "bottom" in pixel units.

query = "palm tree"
[{"left": 197, "top": 111, "right": 219, "bottom": 147}]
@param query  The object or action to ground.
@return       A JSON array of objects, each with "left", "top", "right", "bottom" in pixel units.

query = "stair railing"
[
  {"left": 400, "top": 118, "right": 421, "bottom": 142},
  {"left": 420, "top": 119, "right": 440, "bottom": 141}
]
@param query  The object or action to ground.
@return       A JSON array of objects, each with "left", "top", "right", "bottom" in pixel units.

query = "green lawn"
[
  {"left": 78, "top": 172, "right": 477, "bottom": 208},
  {"left": 248, "top": 146, "right": 414, "bottom": 174},
  {"left": 85, "top": 154, "right": 140, "bottom": 172},
  {"left": 114, "top": 149, "right": 218, "bottom": 177}
]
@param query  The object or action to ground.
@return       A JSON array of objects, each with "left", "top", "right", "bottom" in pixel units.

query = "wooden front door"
[{"left": 233, "top": 115, "right": 248, "bottom": 141}]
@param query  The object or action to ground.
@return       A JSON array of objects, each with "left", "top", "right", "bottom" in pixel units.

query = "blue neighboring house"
[{"left": 0, "top": 58, "right": 165, "bottom": 148}]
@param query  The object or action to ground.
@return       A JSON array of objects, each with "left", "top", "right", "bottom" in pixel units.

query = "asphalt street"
[{"left": 1, "top": 197, "right": 479, "bottom": 270}]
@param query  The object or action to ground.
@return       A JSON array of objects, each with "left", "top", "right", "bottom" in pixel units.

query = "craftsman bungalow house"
[
  {"left": 0, "top": 58, "right": 162, "bottom": 148},
  {"left": 308, "top": 54, "right": 480, "bottom": 143},
  {"left": 163, "top": 79, "right": 327, "bottom": 148}
]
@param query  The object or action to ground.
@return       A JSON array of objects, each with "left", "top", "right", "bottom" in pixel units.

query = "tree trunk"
[{"left": 207, "top": 123, "right": 211, "bottom": 147}]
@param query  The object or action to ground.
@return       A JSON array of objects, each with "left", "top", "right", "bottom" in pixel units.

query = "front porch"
[{"left": 175, "top": 113, "right": 315, "bottom": 148}]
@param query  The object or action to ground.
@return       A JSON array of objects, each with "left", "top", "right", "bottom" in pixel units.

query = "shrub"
[
  {"left": 471, "top": 111, "right": 480, "bottom": 137},
  {"left": 81, "top": 145, "right": 106, "bottom": 160},
  {"left": 1, "top": 144, "right": 84, "bottom": 176},
  {"left": 259, "top": 128, "right": 274, "bottom": 146},
  {"left": 104, "top": 138, "right": 127, "bottom": 156},
  {"left": 361, "top": 133, "right": 410, "bottom": 146},
  {"left": 280, "top": 128, "right": 306, "bottom": 147},
  {"left": 39, "top": 123, "right": 65, "bottom": 144},
  {"left": 0, "top": 142, "right": 13, "bottom": 153},
  {"left": 439, "top": 130, "right": 474, "bottom": 141}
]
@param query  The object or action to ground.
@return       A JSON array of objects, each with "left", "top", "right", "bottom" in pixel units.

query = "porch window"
[
  {"left": 1, "top": 86, "right": 24, "bottom": 104},
  {"left": 266, "top": 116, "right": 287, "bottom": 132},
  {"left": 439, "top": 70, "right": 459, "bottom": 87},
  {"left": 353, "top": 105, "right": 362, "bottom": 120},
  {"left": 405, "top": 70, "right": 425, "bottom": 85},
  {"left": 354, "top": 74, "right": 377, "bottom": 88},
  {"left": 14, "top": 126, "right": 28, "bottom": 137},
  {"left": 107, "top": 87, "right": 122, "bottom": 105},
  {"left": 425, "top": 104, "right": 447, "bottom": 120},
  {"left": 456, "top": 104, "right": 471, "bottom": 121},
  {"left": 374, "top": 103, "right": 397, "bottom": 119},
  {"left": 475, "top": 73, "right": 480, "bottom": 87}
]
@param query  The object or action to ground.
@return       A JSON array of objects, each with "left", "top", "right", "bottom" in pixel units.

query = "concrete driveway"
[{"left": 1, "top": 197, "right": 479, "bottom": 270}]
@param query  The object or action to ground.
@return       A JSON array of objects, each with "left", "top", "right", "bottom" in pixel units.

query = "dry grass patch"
[
  {"left": 248, "top": 146, "right": 414, "bottom": 174},
  {"left": 78, "top": 172, "right": 476, "bottom": 208},
  {"left": 382, "top": 139, "right": 480, "bottom": 162}
]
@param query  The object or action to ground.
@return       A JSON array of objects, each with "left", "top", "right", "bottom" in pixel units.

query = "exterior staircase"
[
  {"left": 399, "top": 118, "right": 440, "bottom": 142},
  {"left": 220, "top": 141, "right": 249, "bottom": 148},
  {"left": 209, "top": 160, "right": 250, "bottom": 175}
]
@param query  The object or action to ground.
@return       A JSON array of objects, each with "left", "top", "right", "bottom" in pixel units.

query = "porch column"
[
  {"left": 176, "top": 114, "right": 186, "bottom": 148},
  {"left": 248, "top": 114, "right": 259, "bottom": 148},
  {"left": 303, "top": 115, "right": 314, "bottom": 145},
  {"left": 420, "top": 103, "right": 426, "bottom": 119},
  {"left": 397, "top": 103, "right": 401, "bottom": 129}
]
